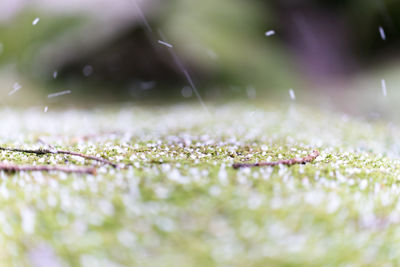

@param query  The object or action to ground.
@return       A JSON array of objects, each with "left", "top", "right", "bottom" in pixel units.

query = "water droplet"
[
  {"left": 83, "top": 65, "right": 93, "bottom": 77},
  {"left": 181, "top": 86, "right": 193, "bottom": 98},
  {"left": 32, "top": 18, "right": 40, "bottom": 26},
  {"left": 289, "top": 89, "right": 296, "bottom": 100},
  {"left": 8, "top": 82, "right": 22, "bottom": 96},
  {"left": 381, "top": 79, "right": 387, "bottom": 96},
  {"left": 265, "top": 30, "right": 275, "bottom": 37},
  {"left": 379, "top": 26, "right": 386, "bottom": 41},
  {"left": 48, "top": 90, "right": 71, "bottom": 98},
  {"left": 157, "top": 40, "right": 173, "bottom": 48}
]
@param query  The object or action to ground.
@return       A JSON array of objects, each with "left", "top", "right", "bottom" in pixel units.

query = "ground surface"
[{"left": 1, "top": 103, "right": 400, "bottom": 267}]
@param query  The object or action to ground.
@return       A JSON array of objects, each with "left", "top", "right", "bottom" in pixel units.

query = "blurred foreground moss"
[{"left": 0, "top": 103, "right": 398, "bottom": 266}]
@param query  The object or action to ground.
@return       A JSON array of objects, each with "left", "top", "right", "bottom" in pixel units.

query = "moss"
[{"left": 0, "top": 103, "right": 400, "bottom": 266}]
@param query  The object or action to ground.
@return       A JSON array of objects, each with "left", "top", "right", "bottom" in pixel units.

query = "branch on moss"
[
  {"left": 0, "top": 162, "right": 96, "bottom": 175},
  {"left": 0, "top": 146, "right": 118, "bottom": 168},
  {"left": 233, "top": 150, "right": 320, "bottom": 169}
]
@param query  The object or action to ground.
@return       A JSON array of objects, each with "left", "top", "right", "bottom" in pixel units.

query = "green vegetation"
[
  {"left": 1, "top": 103, "right": 400, "bottom": 266},
  {"left": 0, "top": 10, "right": 82, "bottom": 70}
]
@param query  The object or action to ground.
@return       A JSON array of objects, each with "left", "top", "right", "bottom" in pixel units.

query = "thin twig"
[
  {"left": 233, "top": 150, "right": 320, "bottom": 169},
  {"left": 0, "top": 162, "right": 96, "bottom": 175},
  {"left": 58, "top": 150, "right": 117, "bottom": 167},
  {"left": 0, "top": 146, "right": 118, "bottom": 168}
]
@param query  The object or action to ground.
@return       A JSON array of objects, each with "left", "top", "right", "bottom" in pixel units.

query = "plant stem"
[
  {"left": 233, "top": 150, "right": 320, "bottom": 169},
  {"left": 0, "top": 146, "right": 118, "bottom": 168},
  {"left": 0, "top": 162, "right": 96, "bottom": 175}
]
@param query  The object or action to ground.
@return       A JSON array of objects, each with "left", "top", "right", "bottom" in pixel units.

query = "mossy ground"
[{"left": 1, "top": 103, "right": 400, "bottom": 266}]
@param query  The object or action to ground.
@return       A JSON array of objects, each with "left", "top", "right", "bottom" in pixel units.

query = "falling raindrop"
[
  {"left": 53, "top": 71, "right": 58, "bottom": 79},
  {"left": 8, "top": 82, "right": 22, "bottom": 96},
  {"left": 44, "top": 106, "right": 48, "bottom": 112},
  {"left": 48, "top": 90, "right": 71, "bottom": 98},
  {"left": 265, "top": 30, "right": 275, "bottom": 37},
  {"left": 32, "top": 18, "right": 40, "bottom": 26},
  {"left": 158, "top": 40, "right": 173, "bottom": 48},
  {"left": 379, "top": 26, "right": 386, "bottom": 41},
  {"left": 131, "top": 0, "right": 153, "bottom": 32},
  {"left": 381, "top": 79, "right": 387, "bottom": 96},
  {"left": 159, "top": 28, "right": 209, "bottom": 113},
  {"left": 289, "top": 89, "right": 296, "bottom": 100}
]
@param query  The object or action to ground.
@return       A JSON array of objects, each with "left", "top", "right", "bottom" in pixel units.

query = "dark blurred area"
[{"left": 0, "top": 0, "right": 400, "bottom": 104}]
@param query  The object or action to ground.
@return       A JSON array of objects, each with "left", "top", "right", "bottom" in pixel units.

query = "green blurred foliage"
[
  {"left": 162, "top": 0, "right": 299, "bottom": 93},
  {"left": 160, "top": 0, "right": 400, "bottom": 94},
  {"left": 0, "top": 10, "right": 82, "bottom": 73},
  {"left": 1, "top": 1, "right": 400, "bottom": 101}
]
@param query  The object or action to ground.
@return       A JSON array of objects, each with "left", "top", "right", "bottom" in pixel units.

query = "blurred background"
[{"left": 1, "top": 0, "right": 400, "bottom": 117}]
